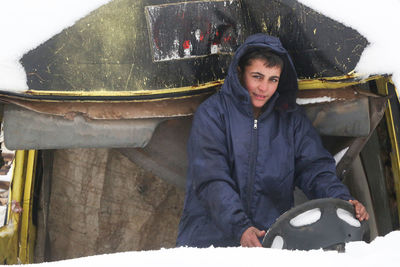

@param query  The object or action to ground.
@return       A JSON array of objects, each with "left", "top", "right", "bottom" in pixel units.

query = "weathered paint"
[
  {"left": 145, "top": 0, "right": 243, "bottom": 61},
  {"left": 1, "top": 83, "right": 383, "bottom": 150},
  {"left": 16, "top": 0, "right": 367, "bottom": 94},
  {"left": 0, "top": 151, "right": 37, "bottom": 264},
  {"left": 0, "top": 92, "right": 213, "bottom": 120},
  {"left": 0, "top": 75, "right": 383, "bottom": 124}
]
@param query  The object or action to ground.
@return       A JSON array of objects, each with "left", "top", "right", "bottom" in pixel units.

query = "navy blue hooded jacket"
[{"left": 176, "top": 34, "right": 353, "bottom": 248}]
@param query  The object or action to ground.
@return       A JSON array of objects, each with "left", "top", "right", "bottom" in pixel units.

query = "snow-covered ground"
[
  {"left": 1, "top": 0, "right": 400, "bottom": 265},
  {"left": 17, "top": 230, "right": 400, "bottom": 267}
]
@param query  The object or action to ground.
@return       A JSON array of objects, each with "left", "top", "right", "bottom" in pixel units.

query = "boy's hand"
[
  {"left": 240, "top": 226, "right": 266, "bottom": 247},
  {"left": 349, "top": 199, "right": 369, "bottom": 221}
]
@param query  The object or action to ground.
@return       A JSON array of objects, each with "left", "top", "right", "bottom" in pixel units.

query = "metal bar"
[
  {"left": 19, "top": 150, "right": 37, "bottom": 264},
  {"left": 376, "top": 78, "right": 400, "bottom": 225},
  {"left": 336, "top": 95, "right": 388, "bottom": 179}
]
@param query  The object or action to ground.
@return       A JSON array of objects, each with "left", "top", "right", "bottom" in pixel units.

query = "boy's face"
[{"left": 239, "top": 59, "right": 282, "bottom": 113}]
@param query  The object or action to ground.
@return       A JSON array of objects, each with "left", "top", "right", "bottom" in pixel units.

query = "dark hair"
[{"left": 238, "top": 47, "right": 284, "bottom": 71}]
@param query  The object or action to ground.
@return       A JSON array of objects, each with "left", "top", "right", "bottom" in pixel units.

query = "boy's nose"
[{"left": 258, "top": 82, "right": 269, "bottom": 92}]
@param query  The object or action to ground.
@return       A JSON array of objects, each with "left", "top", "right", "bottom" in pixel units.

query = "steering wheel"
[{"left": 262, "top": 198, "right": 369, "bottom": 251}]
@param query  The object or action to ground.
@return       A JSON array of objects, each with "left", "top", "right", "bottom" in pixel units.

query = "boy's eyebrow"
[
  {"left": 250, "top": 72, "right": 264, "bottom": 76},
  {"left": 250, "top": 72, "right": 280, "bottom": 79}
]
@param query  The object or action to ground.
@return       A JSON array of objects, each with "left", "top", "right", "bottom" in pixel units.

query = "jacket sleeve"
[
  {"left": 293, "top": 110, "right": 354, "bottom": 200},
  {"left": 187, "top": 103, "right": 252, "bottom": 242}
]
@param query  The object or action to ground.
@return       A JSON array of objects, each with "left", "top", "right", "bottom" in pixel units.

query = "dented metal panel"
[
  {"left": 3, "top": 105, "right": 163, "bottom": 150},
  {"left": 302, "top": 98, "right": 370, "bottom": 137},
  {"left": 0, "top": 91, "right": 214, "bottom": 120},
  {"left": 2, "top": 87, "right": 385, "bottom": 150},
  {"left": 297, "top": 86, "right": 380, "bottom": 137},
  {"left": 297, "top": 87, "right": 373, "bottom": 137}
]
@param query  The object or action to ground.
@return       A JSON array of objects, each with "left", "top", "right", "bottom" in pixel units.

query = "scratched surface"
[
  {"left": 145, "top": 1, "right": 243, "bottom": 61},
  {"left": 244, "top": 0, "right": 368, "bottom": 78},
  {"left": 20, "top": 0, "right": 368, "bottom": 93}
]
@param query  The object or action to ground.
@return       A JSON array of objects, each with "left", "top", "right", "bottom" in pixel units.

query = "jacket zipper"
[{"left": 246, "top": 119, "right": 259, "bottom": 216}]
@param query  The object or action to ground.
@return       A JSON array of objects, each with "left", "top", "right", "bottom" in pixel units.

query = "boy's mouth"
[{"left": 253, "top": 92, "right": 266, "bottom": 100}]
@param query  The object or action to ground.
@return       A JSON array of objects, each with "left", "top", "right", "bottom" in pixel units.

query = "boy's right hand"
[{"left": 240, "top": 226, "right": 266, "bottom": 247}]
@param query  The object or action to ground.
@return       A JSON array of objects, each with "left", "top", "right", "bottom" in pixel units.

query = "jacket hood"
[{"left": 222, "top": 33, "right": 298, "bottom": 112}]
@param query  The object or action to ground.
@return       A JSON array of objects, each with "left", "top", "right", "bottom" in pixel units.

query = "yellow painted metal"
[
  {"left": 19, "top": 150, "right": 37, "bottom": 263},
  {"left": 298, "top": 74, "right": 383, "bottom": 90},
  {"left": 25, "top": 79, "right": 224, "bottom": 97},
  {"left": 21, "top": 74, "right": 383, "bottom": 100},
  {"left": 0, "top": 150, "right": 37, "bottom": 264},
  {"left": 376, "top": 77, "right": 400, "bottom": 223}
]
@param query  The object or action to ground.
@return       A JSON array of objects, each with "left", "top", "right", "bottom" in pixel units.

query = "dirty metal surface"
[
  {"left": 19, "top": 0, "right": 367, "bottom": 94},
  {"left": 145, "top": 1, "right": 244, "bottom": 62},
  {"left": 2, "top": 105, "right": 164, "bottom": 150},
  {"left": 0, "top": 92, "right": 213, "bottom": 120},
  {"left": 1, "top": 86, "right": 383, "bottom": 150},
  {"left": 0, "top": 86, "right": 371, "bottom": 121},
  {"left": 336, "top": 96, "right": 389, "bottom": 179},
  {"left": 297, "top": 86, "right": 380, "bottom": 137}
]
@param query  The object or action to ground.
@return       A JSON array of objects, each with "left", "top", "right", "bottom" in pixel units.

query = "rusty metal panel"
[{"left": 0, "top": 91, "right": 213, "bottom": 120}]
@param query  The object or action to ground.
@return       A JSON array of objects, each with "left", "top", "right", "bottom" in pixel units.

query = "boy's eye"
[{"left": 252, "top": 75, "right": 262, "bottom": 80}]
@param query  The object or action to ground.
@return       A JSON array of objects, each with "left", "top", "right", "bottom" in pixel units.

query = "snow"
[
  {"left": 15, "top": 231, "right": 400, "bottom": 267},
  {"left": 2, "top": 0, "right": 398, "bottom": 92},
  {"left": 270, "top": 235, "right": 284, "bottom": 249},
  {"left": 1, "top": 0, "right": 400, "bottom": 265},
  {"left": 289, "top": 208, "right": 321, "bottom": 227},
  {"left": 0, "top": 0, "right": 112, "bottom": 91},
  {"left": 337, "top": 208, "right": 361, "bottom": 228},
  {"left": 334, "top": 147, "right": 349, "bottom": 165},
  {"left": 296, "top": 96, "right": 336, "bottom": 105},
  {"left": 298, "top": 0, "right": 400, "bottom": 94}
]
